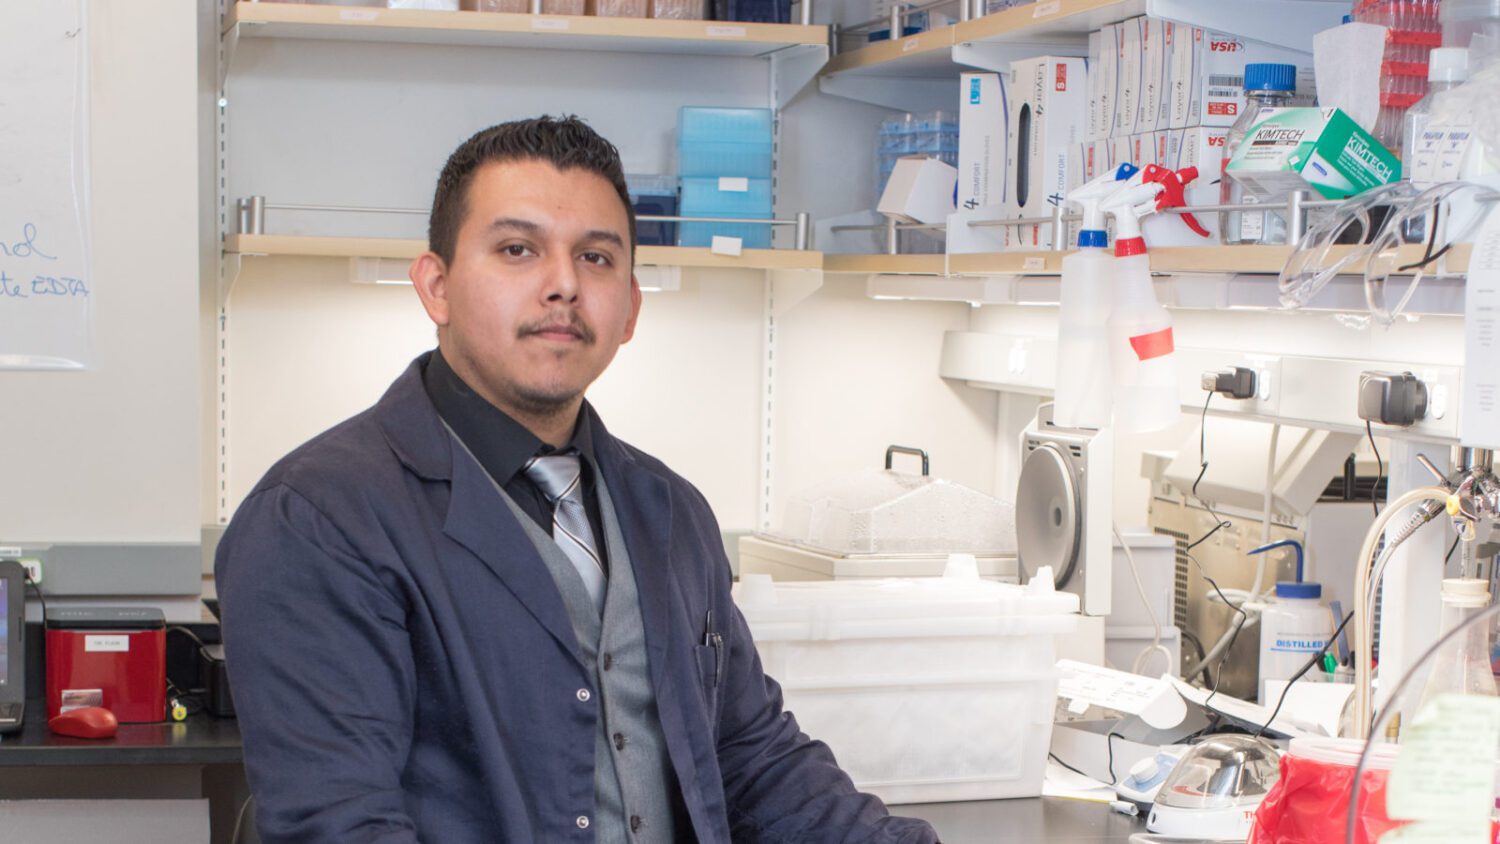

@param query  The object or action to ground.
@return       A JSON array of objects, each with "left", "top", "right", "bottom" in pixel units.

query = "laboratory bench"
[
  {"left": 0, "top": 704, "right": 1141, "bottom": 843},
  {"left": 895, "top": 798, "right": 1145, "bottom": 843},
  {"left": 0, "top": 701, "right": 242, "bottom": 767},
  {"left": 0, "top": 701, "right": 251, "bottom": 844}
]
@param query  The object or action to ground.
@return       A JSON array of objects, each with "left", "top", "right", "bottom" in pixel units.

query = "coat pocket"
[{"left": 692, "top": 643, "right": 721, "bottom": 722}]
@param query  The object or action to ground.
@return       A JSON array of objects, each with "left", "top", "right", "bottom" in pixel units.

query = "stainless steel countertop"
[{"left": 891, "top": 797, "right": 1146, "bottom": 843}]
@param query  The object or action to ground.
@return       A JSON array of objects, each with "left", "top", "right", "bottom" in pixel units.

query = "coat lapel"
[
  {"left": 442, "top": 440, "right": 587, "bottom": 668},
  {"left": 591, "top": 424, "right": 676, "bottom": 695},
  {"left": 374, "top": 354, "right": 584, "bottom": 667}
]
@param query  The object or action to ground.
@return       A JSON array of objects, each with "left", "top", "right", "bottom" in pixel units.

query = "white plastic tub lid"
[
  {"left": 734, "top": 568, "right": 1079, "bottom": 641},
  {"left": 767, "top": 467, "right": 1018, "bottom": 557}
]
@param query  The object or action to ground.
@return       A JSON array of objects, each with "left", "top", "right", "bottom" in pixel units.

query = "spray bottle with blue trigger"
[
  {"left": 1052, "top": 162, "right": 1139, "bottom": 429},
  {"left": 1102, "top": 164, "right": 1200, "bottom": 434}
]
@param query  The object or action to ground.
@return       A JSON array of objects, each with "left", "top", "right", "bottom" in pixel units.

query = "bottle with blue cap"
[
  {"left": 1052, "top": 162, "right": 1138, "bottom": 429},
  {"left": 1220, "top": 62, "right": 1300, "bottom": 246},
  {"left": 1252, "top": 540, "right": 1335, "bottom": 705}
]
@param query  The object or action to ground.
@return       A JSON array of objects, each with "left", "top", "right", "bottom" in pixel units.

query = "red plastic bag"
[
  {"left": 1249, "top": 739, "right": 1500, "bottom": 844},
  {"left": 1248, "top": 747, "right": 1404, "bottom": 844}
]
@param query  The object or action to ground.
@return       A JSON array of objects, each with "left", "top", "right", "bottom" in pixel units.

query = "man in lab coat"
[{"left": 216, "top": 115, "right": 939, "bottom": 844}]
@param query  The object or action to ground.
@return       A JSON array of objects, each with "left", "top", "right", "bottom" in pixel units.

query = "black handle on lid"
[{"left": 884, "top": 445, "right": 929, "bottom": 476}]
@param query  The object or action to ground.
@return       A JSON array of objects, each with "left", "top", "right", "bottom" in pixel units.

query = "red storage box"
[{"left": 45, "top": 607, "right": 166, "bottom": 724}]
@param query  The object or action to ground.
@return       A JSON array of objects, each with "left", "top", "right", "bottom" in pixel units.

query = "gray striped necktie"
[{"left": 524, "top": 452, "right": 606, "bottom": 615}]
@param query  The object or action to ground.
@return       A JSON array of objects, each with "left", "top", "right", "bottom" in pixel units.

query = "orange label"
[
  {"left": 1130, "top": 327, "right": 1174, "bottom": 361},
  {"left": 1056, "top": 63, "right": 1068, "bottom": 91}
]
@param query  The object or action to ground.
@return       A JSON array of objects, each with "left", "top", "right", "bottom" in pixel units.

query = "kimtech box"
[{"left": 1226, "top": 107, "right": 1401, "bottom": 200}]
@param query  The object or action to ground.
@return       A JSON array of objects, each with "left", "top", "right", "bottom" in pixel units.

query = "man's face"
[{"left": 413, "top": 159, "right": 640, "bottom": 417}]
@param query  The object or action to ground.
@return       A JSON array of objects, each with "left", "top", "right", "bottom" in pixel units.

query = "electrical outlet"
[{"left": 19, "top": 558, "right": 41, "bottom": 585}]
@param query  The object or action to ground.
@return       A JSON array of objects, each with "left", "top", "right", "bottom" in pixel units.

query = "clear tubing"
[
  {"left": 1352, "top": 485, "right": 1454, "bottom": 739},
  {"left": 1118, "top": 523, "right": 1173, "bottom": 676}
]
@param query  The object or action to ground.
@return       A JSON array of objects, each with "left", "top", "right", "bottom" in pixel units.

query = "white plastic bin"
[{"left": 734, "top": 572, "right": 1079, "bottom": 804}]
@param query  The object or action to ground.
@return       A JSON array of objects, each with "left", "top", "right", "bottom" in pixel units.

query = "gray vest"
[{"left": 477, "top": 447, "right": 682, "bottom": 844}]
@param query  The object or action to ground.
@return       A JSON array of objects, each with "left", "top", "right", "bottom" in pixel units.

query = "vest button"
[
  {"left": 603, "top": 653, "right": 614, "bottom": 670},
  {"left": 576, "top": 688, "right": 591, "bottom": 703},
  {"left": 614, "top": 732, "right": 626, "bottom": 751},
  {"left": 576, "top": 815, "right": 590, "bottom": 829},
  {"left": 630, "top": 815, "right": 642, "bottom": 833}
]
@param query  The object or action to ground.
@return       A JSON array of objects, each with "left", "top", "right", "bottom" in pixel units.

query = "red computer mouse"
[{"left": 49, "top": 706, "right": 119, "bottom": 739}]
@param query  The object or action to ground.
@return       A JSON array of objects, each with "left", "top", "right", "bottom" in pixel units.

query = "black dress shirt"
[{"left": 422, "top": 348, "right": 609, "bottom": 574}]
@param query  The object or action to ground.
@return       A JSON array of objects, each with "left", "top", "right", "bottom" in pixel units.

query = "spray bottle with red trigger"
[{"left": 1099, "top": 164, "right": 1201, "bottom": 434}]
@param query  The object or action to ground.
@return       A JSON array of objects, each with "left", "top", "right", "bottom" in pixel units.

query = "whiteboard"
[{"left": 0, "top": 0, "right": 92, "bottom": 369}]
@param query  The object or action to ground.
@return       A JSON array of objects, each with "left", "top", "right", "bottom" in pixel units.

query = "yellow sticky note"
[
  {"left": 1379, "top": 819, "right": 1492, "bottom": 843},
  {"left": 1387, "top": 693, "right": 1500, "bottom": 823}
]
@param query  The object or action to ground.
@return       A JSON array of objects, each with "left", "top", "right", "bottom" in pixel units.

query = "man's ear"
[
  {"left": 621, "top": 274, "right": 643, "bottom": 344},
  {"left": 410, "top": 252, "right": 451, "bottom": 328}
]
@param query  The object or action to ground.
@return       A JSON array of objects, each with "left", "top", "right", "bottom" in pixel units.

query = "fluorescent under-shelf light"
[
  {"left": 349, "top": 257, "right": 412, "bottom": 286},
  {"left": 634, "top": 265, "right": 681, "bottom": 293}
]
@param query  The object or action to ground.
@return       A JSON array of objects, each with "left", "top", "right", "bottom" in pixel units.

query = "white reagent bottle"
[{"left": 1258, "top": 580, "right": 1333, "bottom": 705}]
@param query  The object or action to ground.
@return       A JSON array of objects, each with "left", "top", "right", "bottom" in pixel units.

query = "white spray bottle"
[
  {"left": 1054, "top": 163, "right": 1139, "bottom": 429},
  {"left": 1100, "top": 165, "right": 1199, "bottom": 434}
]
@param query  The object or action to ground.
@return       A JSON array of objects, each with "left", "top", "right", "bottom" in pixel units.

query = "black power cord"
[
  {"left": 1179, "top": 628, "right": 1213, "bottom": 687},
  {"left": 1187, "top": 392, "right": 1232, "bottom": 553},
  {"left": 22, "top": 568, "right": 46, "bottom": 622},
  {"left": 1106, "top": 731, "right": 1125, "bottom": 784},
  {"left": 1366, "top": 421, "right": 1384, "bottom": 517},
  {"left": 1256, "top": 611, "right": 1356, "bottom": 739},
  {"left": 1395, "top": 201, "right": 1451, "bottom": 273},
  {"left": 1194, "top": 554, "right": 1249, "bottom": 711},
  {"left": 1048, "top": 752, "right": 1090, "bottom": 780},
  {"left": 167, "top": 625, "right": 207, "bottom": 649},
  {"left": 1181, "top": 397, "right": 1249, "bottom": 702}
]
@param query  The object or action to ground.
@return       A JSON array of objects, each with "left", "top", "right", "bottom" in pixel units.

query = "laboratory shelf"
[
  {"left": 820, "top": 26, "right": 958, "bottom": 80},
  {"left": 227, "top": 234, "right": 427, "bottom": 259},
  {"left": 224, "top": 234, "right": 822, "bottom": 270},
  {"left": 836, "top": 243, "right": 1472, "bottom": 279},
  {"left": 226, "top": 1, "right": 827, "bottom": 58},
  {"left": 955, "top": 0, "right": 1340, "bottom": 53},
  {"left": 822, "top": 253, "right": 949, "bottom": 275},
  {"left": 820, "top": 0, "right": 1345, "bottom": 109}
]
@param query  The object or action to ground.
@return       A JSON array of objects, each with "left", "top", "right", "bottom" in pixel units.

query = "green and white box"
[{"left": 1226, "top": 107, "right": 1401, "bottom": 200}]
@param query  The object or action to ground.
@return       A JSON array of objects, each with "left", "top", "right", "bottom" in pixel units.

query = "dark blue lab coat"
[{"left": 216, "top": 355, "right": 938, "bottom": 844}]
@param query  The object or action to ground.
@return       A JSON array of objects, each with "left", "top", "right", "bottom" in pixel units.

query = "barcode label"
[
  {"left": 1207, "top": 89, "right": 1241, "bottom": 99},
  {"left": 1208, "top": 75, "right": 1243, "bottom": 88}
]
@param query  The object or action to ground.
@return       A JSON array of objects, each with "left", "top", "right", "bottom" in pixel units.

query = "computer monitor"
[{"left": 0, "top": 560, "right": 26, "bottom": 731}]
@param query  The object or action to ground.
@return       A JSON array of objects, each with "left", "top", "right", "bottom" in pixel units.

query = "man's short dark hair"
[{"left": 428, "top": 116, "right": 636, "bottom": 266}]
